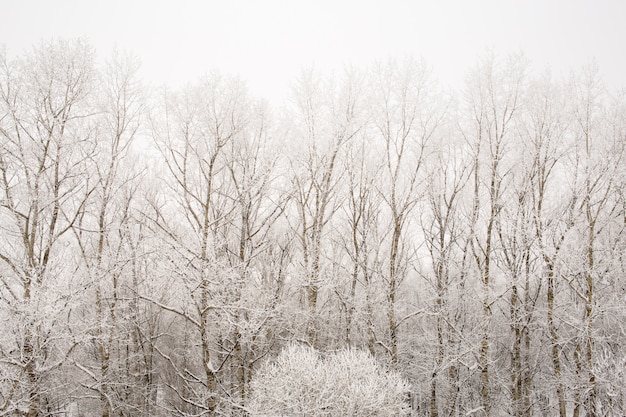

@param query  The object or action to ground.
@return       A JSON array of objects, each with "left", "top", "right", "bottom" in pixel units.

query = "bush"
[{"left": 248, "top": 344, "right": 410, "bottom": 416}]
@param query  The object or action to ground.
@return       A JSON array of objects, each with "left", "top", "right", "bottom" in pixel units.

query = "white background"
[{"left": 2, "top": 0, "right": 625, "bottom": 102}]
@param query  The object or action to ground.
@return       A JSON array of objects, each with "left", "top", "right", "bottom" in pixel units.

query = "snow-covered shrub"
[{"left": 248, "top": 344, "right": 410, "bottom": 416}]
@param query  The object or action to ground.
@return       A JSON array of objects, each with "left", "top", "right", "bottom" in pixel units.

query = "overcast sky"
[{"left": 2, "top": 0, "right": 625, "bottom": 102}]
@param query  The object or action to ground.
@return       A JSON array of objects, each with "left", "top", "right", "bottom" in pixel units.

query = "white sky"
[{"left": 2, "top": 0, "right": 625, "bottom": 102}]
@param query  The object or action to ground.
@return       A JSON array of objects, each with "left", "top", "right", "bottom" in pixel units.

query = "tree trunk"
[{"left": 546, "top": 258, "right": 567, "bottom": 417}]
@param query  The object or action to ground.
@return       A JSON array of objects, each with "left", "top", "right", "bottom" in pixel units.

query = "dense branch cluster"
[
  {"left": 1, "top": 40, "right": 625, "bottom": 416},
  {"left": 248, "top": 344, "right": 410, "bottom": 416}
]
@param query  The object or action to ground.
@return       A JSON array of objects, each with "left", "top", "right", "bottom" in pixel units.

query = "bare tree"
[
  {"left": 494, "top": 153, "right": 537, "bottom": 417},
  {"left": 335, "top": 134, "right": 383, "bottom": 352},
  {"left": 463, "top": 53, "right": 525, "bottom": 416},
  {"left": 370, "top": 59, "right": 441, "bottom": 367},
  {"left": 566, "top": 65, "right": 625, "bottom": 417},
  {"left": 517, "top": 71, "right": 573, "bottom": 417},
  {"left": 70, "top": 50, "right": 145, "bottom": 417},
  {"left": 148, "top": 72, "right": 249, "bottom": 416},
  {"left": 287, "top": 68, "right": 363, "bottom": 348},
  {"left": 214, "top": 100, "right": 288, "bottom": 411},
  {"left": 421, "top": 136, "right": 472, "bottom": 417},
  {"left": 0, "top": 40, "right": 96, "bottom": 417}
]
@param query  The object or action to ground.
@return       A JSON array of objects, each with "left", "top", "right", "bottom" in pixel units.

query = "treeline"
[{"left": 1, "top": 39, "right": 625, "bottom": 417}]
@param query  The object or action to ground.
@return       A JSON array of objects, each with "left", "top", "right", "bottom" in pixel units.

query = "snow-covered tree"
[
  {"left": 0, "top": 39, "right": 96, "bottom": 416},
  {"left": 248, "top": 344, "right": 410, "bottom": 416}
]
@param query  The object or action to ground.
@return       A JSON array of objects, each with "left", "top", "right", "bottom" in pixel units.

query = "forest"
[{"left": 1, "top": 39, "right": 625, "bottom": 417}]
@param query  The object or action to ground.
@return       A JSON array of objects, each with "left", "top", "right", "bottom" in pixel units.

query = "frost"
[{"left": 248, "top": 344, "right": 410, "bottom": 416}]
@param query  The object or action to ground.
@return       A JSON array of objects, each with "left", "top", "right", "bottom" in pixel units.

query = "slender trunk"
[
  {"left": 199, "top": 153, "right": 218, "bottom": 415},
  {"left": 364, "top": 265, "right": 376, "bottom": 357},
  {"left": 200, "top": 255, "right": 217, "bottom": 416},
  {"left": 429, "top": 374, "right": 438, "bottom": 417},
  {"left": 448, "top": 245, "right": 470, "bottom": 417},
  {"left": 24, "top": 320, "right": 40, "bottom": 417},
  {"left": 388, "top": 218, "right": 401, "bottom": 367},
  {"left": 96, "top": 200, "right": 112, "bottom": 417},
  {"left": 573, "top": 342, "right": 583, "bottom": 417},
  {"left": 304, "top": 200, "right": 322, "bottom": 349},
  {"left": 546, "top": 257, "right": 567, "bottom": 417},
  {"left": 94, "top": 276, "right": 111, "bottom": 417},
  {"left": 346, "top": 259, "right": 358, "bottom": 346},
  {"left": 522, "top": 249, "right": 532, "bottom": 417},
  {"left": 306, "top": 277, "right": 319, "bottom": 348},
  {"left": 200, "top": 323, "right": 217, "bottom": 415},
  {"left": 510, "top": 282, "right": 522, "bottom": 417},
  {"left": 583, "top": 214, "right": 596, "bottom": 416},
  {"left": 431, "top": 251, "right": 446, "bottom": 417},
  {"left": 237, "top": 339, "right": 246, "bottom": 406},
  {"left": 430, "top": 299, "right": 444, "bottom": 417}
]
